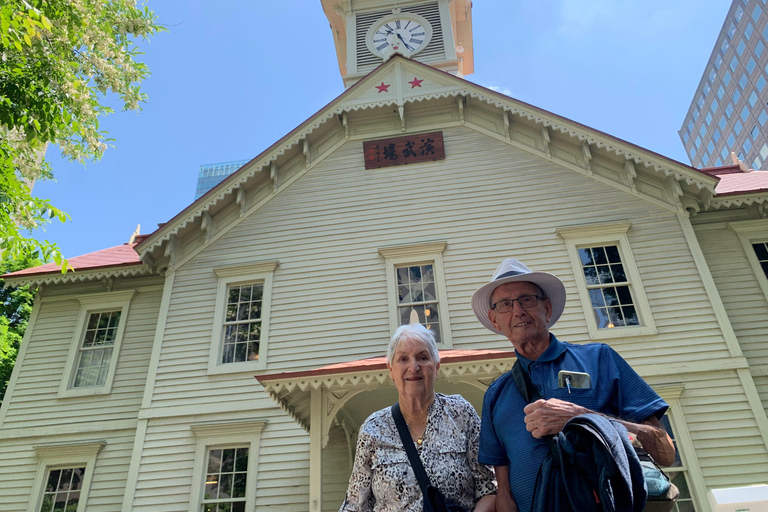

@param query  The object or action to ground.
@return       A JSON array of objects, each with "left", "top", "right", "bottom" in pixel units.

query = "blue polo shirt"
[{"left": 478, "top": 335, "right": 668, "bottom": 512}]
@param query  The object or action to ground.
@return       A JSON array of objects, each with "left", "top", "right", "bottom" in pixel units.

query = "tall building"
[
  {"left": 194, "top": 159, "right": 249, "bottom": 199},
  {"left": 680, "top": 0, "right": 768, "bottom": 170}
]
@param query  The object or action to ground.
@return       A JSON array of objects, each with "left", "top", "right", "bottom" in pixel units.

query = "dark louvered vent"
[{"left": 356, "top": 2, "right": 444, "bottom": 72}]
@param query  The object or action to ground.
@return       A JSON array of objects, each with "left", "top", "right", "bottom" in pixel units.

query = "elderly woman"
[{"left": 339, "top": 324, "right": 496, "bottom": 512}]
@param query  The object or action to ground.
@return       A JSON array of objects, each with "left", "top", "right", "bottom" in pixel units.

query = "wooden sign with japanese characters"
[{"left": 363, "top": 131, "right": 445, "bottom": 170}]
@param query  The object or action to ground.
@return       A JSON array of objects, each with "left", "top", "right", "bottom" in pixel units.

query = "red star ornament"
[
  {"left": 375, "top": 82, "right": 390, "bottom": 93},
  {"left": 409, "top": 77, "right": 424, "bottom": 88}
]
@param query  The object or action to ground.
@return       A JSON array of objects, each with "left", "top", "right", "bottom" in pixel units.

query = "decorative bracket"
[
  {"left": 398, "top": 104, "right": 406, "bottom": 132},
  {"left": 503, "top": 111, "right": 511, "bottom": 141},
  {"left": 458, "top": 95, "right": 465, "bottom": 125},
  {"left": 303, "top": 138, "right": 311, "bottom": 167},
  {"left": 164, "top": 235, "right": 180, "bottom": 271},
  {"left": 201, "top": 211, "right": 213, "bottom": 243},
  {"left": 270, "top": 162, "right": 279, "bottom": 193},
  {"left": 235, "top": 185, "right": 247, "bottom": 217},
  {"left": 624, "top": 160, "right": 638, "bottom": 193},
  {"left": 342, "top": 111, "right": 349, "bottom": 139},
  {"left": 581, "top": 142, "right": 593, "bottom": 175},
  {"left": 541, "top": 126, "right": 551, "bottom": 158}
]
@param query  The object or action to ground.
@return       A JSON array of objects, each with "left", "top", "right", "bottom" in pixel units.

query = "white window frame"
[
  {"left": 27, "top": 441, "right": 105, "bottom": 512},
  {"left": 189, "top": 420, "right": 267, "bottom": 512},
  {"left": 208, "top": 261, "right": 278, "bottom": 375},
  {"left": 58, "top": 291, "right": 135, "bottom": 398},
  {"left": 654, "top": 385, "right": 707, "bottom": 512},
  {"left": 729, "top": 220, "right": 768, "bottom": 302},
  {"left": 378, "top": 241, "right": 453, "bottom": 348},
  {"left": 557, "top": 222, "right": 656, "bottom": 339}
]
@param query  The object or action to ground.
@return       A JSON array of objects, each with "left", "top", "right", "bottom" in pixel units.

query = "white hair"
[{"left": 386, "top": 324, "right": 440, "bottom": 366}]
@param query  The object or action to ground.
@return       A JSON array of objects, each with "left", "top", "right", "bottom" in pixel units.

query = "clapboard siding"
[
  {"left": 0, "top": 430, "right": 136, "bottom": 512},
  {"left": 1, "top": 280, "right": 163, "bottom": 429},
  {"left": 152, "top": 128, "right": 731, "bottom": 406},
  {"left": 130, "top": 412, "right": 309, "bottom": 512},
  {"left": 694, "top": 223, "right": 768, "bottom": 369}
]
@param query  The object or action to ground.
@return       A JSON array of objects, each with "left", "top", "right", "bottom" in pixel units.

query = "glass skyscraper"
[
  {"left": 194, "top": 160, "right": 250, "bottom": 199},
  {"left": 679, "top": 0, "right": 768, "bottom": 170}
]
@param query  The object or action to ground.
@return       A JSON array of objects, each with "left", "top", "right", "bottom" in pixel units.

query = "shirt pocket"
[
  {"left": 431, "top": 433, "right": 467, "bottom": 456},
  {"left": 372, "top": 447, "right": 410, "bottom": 468}
]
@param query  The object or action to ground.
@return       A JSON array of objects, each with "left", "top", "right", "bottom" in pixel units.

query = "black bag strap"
[
  {"left": 391, "top": 402, "right": 433, "bottom": 500},
  {"left": 511, "top": 361, "right": 558, "bottom": 456}
]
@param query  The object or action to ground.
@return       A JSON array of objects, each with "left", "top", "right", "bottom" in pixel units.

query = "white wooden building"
[{"left": 2, "top": 1, "right": 768, "bottom": 511}]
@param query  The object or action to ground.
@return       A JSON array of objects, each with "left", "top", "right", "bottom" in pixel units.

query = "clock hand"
[{"left": 397, "top": 33, "right": 415, "bottom": 51}]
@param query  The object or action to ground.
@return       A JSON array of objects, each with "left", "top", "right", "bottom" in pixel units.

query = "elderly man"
[{"left": 472, "top": 259, "right": 675, "bottom": 512}]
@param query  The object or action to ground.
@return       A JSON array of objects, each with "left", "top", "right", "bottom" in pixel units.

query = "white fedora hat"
[{"left": 471, "top": 258, "right": 566, "bottom": 333}]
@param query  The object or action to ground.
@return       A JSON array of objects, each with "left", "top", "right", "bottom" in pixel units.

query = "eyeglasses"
[{"left": 491, "top": 295, "right": 544, "bottom": 313}]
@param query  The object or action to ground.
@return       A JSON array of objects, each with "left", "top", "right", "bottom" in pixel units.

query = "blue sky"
[{"left": 33, "top": 0, "right": 731, "bottom": 260}]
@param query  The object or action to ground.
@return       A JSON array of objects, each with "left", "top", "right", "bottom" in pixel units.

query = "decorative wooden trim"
[
  {"left": 76, "top": 290, "right": 136, "bottom": 307},
  {"left": 120, "top": 419, "right": 148, "bottom": 512},
  {"left": 190, "top": 419, "right": 267, "bottom": 438},
  {"left": 737, "top": 368, "right": 768, "bottom": 457},
  {"left": 213, "top": 260, "right": 280, "bottom": 278},
  {"left": 140, "top": 271, "right": 175, "bottom": 409},
  {"left": 556, "top": 221, "right": 632, "bottom": 240},
  {"left": 377, "top": 241, "right": 447, "bottom": 259},
  {"left": 677, "top": 215, "right": 744, "bottom": 357},
  {"left": 663, "top": 403, "right": 708, "bottom": 512},
  {"left": 33, "top": 441, "right": 106, "bottom": 459}
]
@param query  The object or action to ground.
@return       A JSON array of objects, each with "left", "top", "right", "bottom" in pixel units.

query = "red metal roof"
[
  {"left": 703, "top": 166, "right": 768, "bottom": 195},
  {"left": 256, "top": 348, "right": 514, "bottom": 383},
  {"left": 4, "top": 241, "right": 143, "bottom": 278}
]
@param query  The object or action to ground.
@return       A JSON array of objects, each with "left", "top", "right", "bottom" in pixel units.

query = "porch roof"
[{"left": 256, "top": 349, "right": 516, "bottom": 431}]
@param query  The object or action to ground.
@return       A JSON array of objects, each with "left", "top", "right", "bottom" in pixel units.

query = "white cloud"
[{"left": 488, "top": 85, "right": 513, "bottom": 96}]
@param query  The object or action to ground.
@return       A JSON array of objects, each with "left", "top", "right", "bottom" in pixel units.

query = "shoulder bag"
[{"left": 390, "top": 402, "right": 469, "bottom": 512}]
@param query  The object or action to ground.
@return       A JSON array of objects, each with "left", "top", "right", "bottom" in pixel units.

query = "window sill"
[
  {"left": 207, "top": 360, "right": 266, "bottom": 376},
  {"left": 57, "top": 386, "right": 112, "bottom": 399},
  {"left": 588, "top": 324, "right": 657, "bottom": 340}
]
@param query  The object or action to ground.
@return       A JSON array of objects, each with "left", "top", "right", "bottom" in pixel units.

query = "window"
[
  {"left": 762, "top": 143, "right": 768, "bottom": 159},
  {"left": 723, "top": 71, "right": 732, "bottom": 86},
  {"left": 557, "top": 222, "right": 656, "bottom": 339},
  {"left": 728, "top": 134, "right": 736, "bottom": 148},
  {"left": 753, "top": 242, "right": 768, "bottom": 279},
  {"left": 39, "top": 467, "right": 85, "bottom": 512},
  {"left": 717, "top": 85, "right": 725, "bottom": 99},
  {"left": 752, "top": 4, "right": 762, "bottom": 23},
  {"left": 736, "top": 40, "right": 746, "bottom": 57},
  {"left": 202, "top": 447, "right": 249, "bottom": 512},
  {"left": 730, "top": 55, "right": 739, "bottom": 71},
  {"left": 209, "top": 261, "right": 278, "bottom": 374},
  {"left": 378, "top": 241, "right": 453, "bottom": 347},
  {"left": 28, "top": 442, "right": 104, "bottom": 512},
  {"left": 74, "top": 310, "right": 120, "bottom": 388},
  {"left": 190, "top": 421, "right": 265, "bottom": 512},
  {"left": 715, "top": 53, "right": 723, "bottom": 69},
  {"left": 705, "top": 112, "right": 712, "bottom": 126},
  {"left": 727, "top": 22, "right": 737, "bottom": 39},
  {"left": 760, "top": 110, "right": 768, "bottom": 126},
  {"left": 58, "top": 291, "right": 134, "bottom": 398},
  {"left": 735, "top": 6, "right": 744, "bottom": 22},
  {"left": 744, "top": 138, "right": 753, "bottom": 154},
  {"left": 756, "top": 41, "right": 764, "bottom": 58},
  {"left": 729, "top": 221, "right": 768, "bottom": 300},
  {"left": 721, "top": 145, "right": 730, "bottom": 161},
  {"left": 739, "top": 72, "right": 749, "bottom": 89},
  {"left": 711, "top": 97, "right": 719, "bottom": 113},
  {"left": 750, "top": 91, "right": 759, "bottom": 108},
  {"left": 757, "top": 75, "right": 766, "bottom": 92},
  {"left": 719, "top": 116, "right": 727, "bottom": 130},
  {"left": 734, "top": 120, "right": 743, "bottom": 135},
  {"left": 726, "top": 102, "right": 734, "bottom": 117},
  {"left": 745, "top": 23, "right": 754, "bottom": 40},
  {"left": 713, "top": 129, "right": 721, "bottom": 143},
  {"left": 747, "top": 58, "right": 756, "bottom": 74}
]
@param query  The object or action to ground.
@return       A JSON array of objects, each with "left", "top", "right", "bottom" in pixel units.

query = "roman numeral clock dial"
[{"left": 365, "top": 13, "right": 433, "bottom": 59}]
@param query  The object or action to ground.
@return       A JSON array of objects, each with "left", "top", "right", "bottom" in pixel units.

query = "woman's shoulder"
[{"left": 359, "top": 405, "right": 395, "bottom": 435}]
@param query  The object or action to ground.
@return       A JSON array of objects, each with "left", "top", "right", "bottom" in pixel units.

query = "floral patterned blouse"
[{"left": 339, "top": 393, "right": 496, "bottom": 512}]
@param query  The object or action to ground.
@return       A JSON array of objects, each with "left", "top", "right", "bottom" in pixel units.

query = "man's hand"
[
  {"left": 493, "top": 466, "right": 519, "bottom": 512},
  {"left": 523, "top": 399, "right": 588, "bottom": 438},
  {"left": 523, "top": 400, "right": 676, "bottom": 466}
]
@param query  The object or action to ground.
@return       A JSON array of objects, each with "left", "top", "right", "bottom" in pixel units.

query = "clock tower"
[{"left": 321, "top": 0, "right": 474, "bottom": 88}]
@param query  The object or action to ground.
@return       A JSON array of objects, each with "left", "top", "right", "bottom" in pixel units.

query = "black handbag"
[
  {"left": 510, "top": 361, "right": 679, "bottom": 512},
  {"left": 390, "top": 403, "right": 469, "bottom": 512}
]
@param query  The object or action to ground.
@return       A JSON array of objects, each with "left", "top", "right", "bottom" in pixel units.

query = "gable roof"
[
  {"left": 7, "top": 56, "right": 767, "bottom": 285},
  {"left": 132, "top": 55, "right": 726, "bottom": 270}
]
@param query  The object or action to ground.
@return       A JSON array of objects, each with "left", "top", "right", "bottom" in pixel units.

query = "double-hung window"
[
  {"left": 557, "top": 222, "right": 656, "bottom": 338},
  {"left": 28, "top": 442, "right": 104, "bottom": 512},
  {"left": 58, "top": 291, "right": 134, "bottom": 397},
  {"left": 209, "top": 261, "right": 278, "bottom": 374},
  {"left": 378, "top": 241, "right": 452, "bottom": 347},
  {"left": 189, "top": 420, "right": 266, "bottom": 512}
]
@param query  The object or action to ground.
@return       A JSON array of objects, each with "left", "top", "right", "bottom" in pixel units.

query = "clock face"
[{"left": 366, "top": 14, "right": 433, "bottom": 58}]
